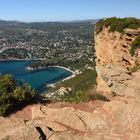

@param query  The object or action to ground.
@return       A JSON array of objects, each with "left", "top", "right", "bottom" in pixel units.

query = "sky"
[{"left": 0, "top": 0, "right": 139, "bottom": 22}]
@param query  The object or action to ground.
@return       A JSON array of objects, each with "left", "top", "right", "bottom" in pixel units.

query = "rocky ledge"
[{"left": 96, "top": 65, "right": 132, "bottom": 96}]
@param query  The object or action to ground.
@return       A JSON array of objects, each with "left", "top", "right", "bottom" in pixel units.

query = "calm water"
[{"left": 0, "top": 60, "right": 71, "bottom": 93}]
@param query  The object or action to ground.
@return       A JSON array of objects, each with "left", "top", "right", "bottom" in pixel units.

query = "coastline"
[
  {"left": 26, "top": 65, "right": 79, "bottom": 89},
  {"left": 26, "top": 65, "right": 75, "bottom": 74},
  {"left": 0, "top": 59, "right": 75, "bottom": 74},
  {"left": 47, "top": 66, "right": 81, "bottom": 88},
  {"left": 47, "top": 74, "right": 75, "bottom": 89},
  {"left": 0, "top": 59, "right": 81, "bottom": 90},
  {"left": 48, "top": 65, "right": 75, "bottom": 74}
]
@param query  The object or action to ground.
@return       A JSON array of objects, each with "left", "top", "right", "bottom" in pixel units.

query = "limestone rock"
[
  {"left": 96, "top": 65, "right": 132, "bottom": 96},
  {"left": 95, "top": 27, "right": 140, "bottom": 96},
  {"left": 95, "top": 27, "right": 135, "bottom": 68},
  {"left": 124, "top": 28, "right": 140, "bottom": 35}
]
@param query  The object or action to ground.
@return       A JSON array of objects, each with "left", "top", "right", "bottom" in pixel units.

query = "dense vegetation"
[
  {"left": 29, "top": 57, "right": 95, "bottom": 71},
  {"left": 0, "top": 75, "right": 38, "bottom": 116},
  {"left": 96, "top": 17, "right": 140, "bottom": 34},
  {"left": 130, "top": 35, "right": 140, "bottom": 56}
]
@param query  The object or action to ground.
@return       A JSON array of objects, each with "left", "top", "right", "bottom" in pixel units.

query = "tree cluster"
[
  {"left": 0, "top": 75, "right": 37, "bottom": 116},
  {"left": 96, "top": 17, "right": 140, "bottom": 34}
]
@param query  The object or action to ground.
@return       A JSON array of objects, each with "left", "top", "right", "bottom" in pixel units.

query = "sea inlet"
[{"left": 0, "top": 60, "right": 72, "bottom": 93}]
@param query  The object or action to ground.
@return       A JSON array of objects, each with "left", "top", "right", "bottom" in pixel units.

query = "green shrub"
[
  {"left": 96, "top": 17, "right": 140, "bottom": 34},
  {"left": 88, "top": 93, "right": 110, "bottom": 102},
  {"left": 130, "top": 36, "right": 140, "bottom": 56},
  {"left": 0, "top": 75, "right": 37, "bottom": 116},
  {"left": 0, "top": 75, "right": 16, "bottom": 94},
  {"left": 60, "top": 91, "right": 109, "bottom": 103},
  {"left": 130, "top": 60, "right": 140, "bottom": 73}
]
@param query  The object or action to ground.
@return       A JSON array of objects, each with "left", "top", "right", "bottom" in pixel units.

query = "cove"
[{"left": 0, "top": 60, "right": 72, "bottom": 93}]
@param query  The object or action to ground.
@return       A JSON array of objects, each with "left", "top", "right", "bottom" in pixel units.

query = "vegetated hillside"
[
  {"left": 96, "top": 17, "right": 140, "bottom": 34},
  {"left": 0, "top": 20, "right": 94, "bottom": 41},
  {"left": 0, "top": 20, "right": 94, "bottom": 35},
  {"left": 56, "top": 69, "right": 97, "bottom": 92}
]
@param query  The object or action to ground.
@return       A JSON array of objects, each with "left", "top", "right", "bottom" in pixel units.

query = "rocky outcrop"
[
  {"left": 124, "top": 28, "right": 140, "bottom": 36},
  {"left": 96, "top": 65, "right": 132, "bottom": 96},
  {"left": 95, "top": 27, "right": 136, "bottom": 68},
  {"left": 95, "top": 27, "right": 140, "bottom": 95}
]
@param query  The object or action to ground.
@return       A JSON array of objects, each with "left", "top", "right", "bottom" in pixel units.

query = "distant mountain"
[
  {"left": 59, "top": 19, "right": 99, "bottom": 24},
  {"left": 0, "top": 20, "right": 26, "bottom": 26},
  {"left": 0, "top": 19, "right": 99, "bottom": 25},
  {"left": 0, "top": 19, "right": 96, "bottom": 34}
]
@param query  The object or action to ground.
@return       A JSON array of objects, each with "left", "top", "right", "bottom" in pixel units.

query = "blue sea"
[{"left": 0, "top": 60, "right": 71, "bottom": 93}]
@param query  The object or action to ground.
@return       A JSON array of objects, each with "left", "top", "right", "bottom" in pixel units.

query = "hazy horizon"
[{"left": 0, "top": 18, "right": 99, "bottom": 23}]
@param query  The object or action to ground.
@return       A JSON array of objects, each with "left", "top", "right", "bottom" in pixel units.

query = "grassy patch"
[
  {"left": 96, "top": 17, "right": 140, "bottom": 34},
  {"left": 55, "top": 69, "right": 97, "bottom": 92}
]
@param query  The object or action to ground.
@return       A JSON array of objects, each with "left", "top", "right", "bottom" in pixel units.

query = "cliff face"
[
  {"left": 95, "top": 27, "right": 136, "bottom": 67},
  {"left": 95, "top": 27, "right": 140, "bottom": 95}
]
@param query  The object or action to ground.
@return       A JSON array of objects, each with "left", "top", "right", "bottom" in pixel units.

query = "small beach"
[{"left": 48, "top": 65, "right": 75, "bottom": 74}]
